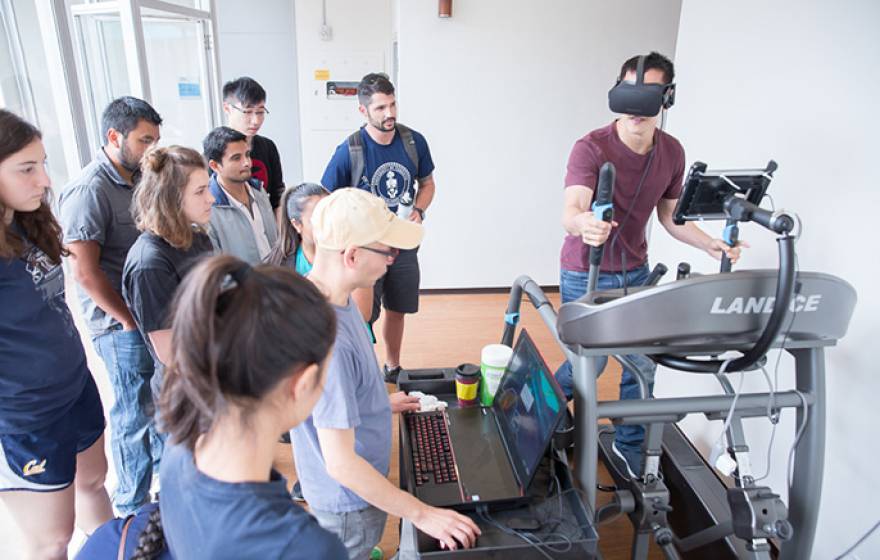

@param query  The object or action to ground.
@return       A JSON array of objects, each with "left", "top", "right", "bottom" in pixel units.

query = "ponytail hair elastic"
[{"left": 228, "top": 262, "right": 252, "bottom": 287}]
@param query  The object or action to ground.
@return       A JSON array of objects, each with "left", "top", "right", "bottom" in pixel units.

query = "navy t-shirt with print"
[
  {"left": 159, "top": 443, "right": 347, "bottom": 559},
  {"left": 321, "top": 126, "right": 435, "bottom": 211},
  {"left": 0, "top": 236, "right": 89, "bottom": 433}
]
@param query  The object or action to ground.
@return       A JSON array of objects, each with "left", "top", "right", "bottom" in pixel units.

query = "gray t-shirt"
[
  {"left": 291, "top": 298, "right": 392, "bottom": 512},
  {"left": 58, "top": 148, "right": 140, "bottom": 336}
]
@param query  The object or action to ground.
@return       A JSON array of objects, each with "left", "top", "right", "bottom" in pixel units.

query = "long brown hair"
[
  {"left": 133, "top": 146, "right": 207, "bottom": 250},
  {"left": 159, "top": 255, "right": 336, "bottom": 451},
  {"left": 0, "top": 110, "right": 64, "bottom": 262}
]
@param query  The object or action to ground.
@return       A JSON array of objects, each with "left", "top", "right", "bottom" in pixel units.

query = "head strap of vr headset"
[{"left": 635, "top": 55, "right": 646, "bottom": 86}]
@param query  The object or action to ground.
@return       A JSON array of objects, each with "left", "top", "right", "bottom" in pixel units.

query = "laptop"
[{"left": 401, "top": 329, "right": 567, "bottom": 508}]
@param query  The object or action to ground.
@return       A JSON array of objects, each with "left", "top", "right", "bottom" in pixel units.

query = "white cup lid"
[{"left": 481, "top": 343, "right": 513, "bottom": 366}]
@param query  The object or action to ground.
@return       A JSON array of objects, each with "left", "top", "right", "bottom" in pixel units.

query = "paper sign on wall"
[
  {"left": 178, "top": 81, "right": 201, "bottom": 98},
  {"left": 314, "top": 69, "right": 330, "bottom": 80}
]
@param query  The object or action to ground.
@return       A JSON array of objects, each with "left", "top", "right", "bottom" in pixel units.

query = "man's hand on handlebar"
[
  {"left": 576, "top": 211, "right": 618, "bottom": 248},
  {"left": 704, "top": 238, "right": 750, "bottom": 263}
]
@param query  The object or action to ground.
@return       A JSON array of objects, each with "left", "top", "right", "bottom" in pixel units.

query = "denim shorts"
[
  {"left": 0, "top": 375, "right": 105, "bottom": 492},
  {"left": 311, "top": 504, "right": 388, "bottom": 560}
]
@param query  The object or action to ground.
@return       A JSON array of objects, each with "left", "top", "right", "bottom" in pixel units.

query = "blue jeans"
[
  {"left": 554, "top": 265, "right": 656, "bottom": 454},
  {"left": 92, "top": 326, "right": 164, "bottom": 515}
]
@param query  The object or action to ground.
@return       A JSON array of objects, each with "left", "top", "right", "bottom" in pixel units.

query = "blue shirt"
[
  {"left": 159, "top": 443, "right": 346, "bottom": 559},
  {"left": 0, "top": 237, "right": 89, "bottom": 433},
  {"left": 321, "top": 127, "right": 435, "bottom": 211},
  {"left": 291, "top": 298, "right": 392, "bottom": 512},
  {"left": 295, "top": 245, "right": 313, "bottom": 276},
  {"left": 75, "top": 503, "right": 173, "bottom": 560}
]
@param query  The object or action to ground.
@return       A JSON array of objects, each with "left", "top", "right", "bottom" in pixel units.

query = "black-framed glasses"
[
  {"left": 230, "top": 104, "right": 270, "bottom": 117},
  {"left": 358, "top": 246, "right": 399, "bottom": 259}
]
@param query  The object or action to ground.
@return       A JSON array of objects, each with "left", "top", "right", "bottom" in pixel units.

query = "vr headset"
[{"left": 608, "top": 55, "right": 676, "bottom": 117}]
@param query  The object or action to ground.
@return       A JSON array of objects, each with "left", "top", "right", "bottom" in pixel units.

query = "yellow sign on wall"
[{"left": 314, "top": 69, "right": 330, "bottom": 81}]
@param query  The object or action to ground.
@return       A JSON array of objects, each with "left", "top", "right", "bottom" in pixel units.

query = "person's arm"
[
  {"left": 410, "top": 174, "right": 435, "bottom": 224},
  {"left": 656, "top": 198, "right": 744, "bottom": 263},
  {"left": 317, "top": 427, "right": 480, "bottom": 550},
  {"left": 148, "top": 330, "right": 172, "bottom": 365},
  {"left": 268, "top": 139, "right": 284, "bottom": 210},
  {"left": 321, "top": 142, "right": 351, "bottom": 191},
  {"left": 561, "top": 185, "right": 618, "bottom": 247},
  {"left": 67, "top": 240, "right": 136, "bottom": 329}
]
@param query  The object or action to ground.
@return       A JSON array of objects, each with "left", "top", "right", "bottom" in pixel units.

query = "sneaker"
[
  {"left": 383, "top": 364, "right": 402, "bottom": 384},
  {"left": 612, "top": 441, "right": 642, "bottom": 479},
  {"left": 291, "top": 481, "right": 305, "bottom": 502}
]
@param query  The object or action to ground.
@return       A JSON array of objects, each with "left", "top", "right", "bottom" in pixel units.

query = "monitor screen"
[{"left": 493, "top": 330, "right": 566, "bottom": 489}]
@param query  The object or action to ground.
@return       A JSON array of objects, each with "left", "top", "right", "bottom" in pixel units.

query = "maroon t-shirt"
[{"left": 560, "top": 120, "right": 685, "bottom": 272}]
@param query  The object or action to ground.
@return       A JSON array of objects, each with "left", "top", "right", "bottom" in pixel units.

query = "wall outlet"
[{"left": 320, "top": 24, "right": 333, "bottom": 41}]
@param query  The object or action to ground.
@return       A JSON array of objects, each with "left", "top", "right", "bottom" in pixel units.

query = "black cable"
[
  {"left": 596, "top": 113, "right": 664, "bottom": 297},
  {"left": 833, "top": 520, "right": 880, "bottom": 560},
  {"left": 608, "top": 143, "right": 657, "bottom": 296},
  {"left": 476, "top": 505, "right": 559, "bottom": 560}
]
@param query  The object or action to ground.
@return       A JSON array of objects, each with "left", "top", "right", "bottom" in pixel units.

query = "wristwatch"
[{"left": 414, "top": 207, "right": 426, "bottom": 220}]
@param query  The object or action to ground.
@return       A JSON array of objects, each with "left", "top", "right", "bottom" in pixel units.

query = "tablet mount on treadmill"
[{"left": 659, "top": 160, "right": 797, "bottom": 374}]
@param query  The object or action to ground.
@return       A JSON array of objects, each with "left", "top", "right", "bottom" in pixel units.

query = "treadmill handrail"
[{"left": 653, "top": 234, "right": 796, "bottom": 373}]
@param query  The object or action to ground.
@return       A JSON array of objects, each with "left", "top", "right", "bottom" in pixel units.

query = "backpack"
[{"left": 347, "top": 124, "right": 420, "bottom": 189}]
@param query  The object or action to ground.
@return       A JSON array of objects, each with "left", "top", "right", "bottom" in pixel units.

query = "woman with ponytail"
[
  {"left": 76, "top": 146, "right": 215, "bottom": 560},
  {"left": 267, "top": 182, "right": 327, "bottom": 274},
  {"left": 82, "top": 255, "right": 347, "bottom": 558},
  {"left": 158, "top": 255, "right": 345, "bottom": 558},
  {"left": 122, "top": 145, "right": 215, "bottom": 370},
  {"left": 0, "top": 109, "right": 113, "bottom": 559}
]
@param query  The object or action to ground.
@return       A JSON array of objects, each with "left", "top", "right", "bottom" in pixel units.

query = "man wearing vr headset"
[{"left": 557, "top": 52, "right": 743, "bottom": 478}]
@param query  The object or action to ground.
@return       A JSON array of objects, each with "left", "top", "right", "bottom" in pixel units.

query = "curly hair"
[
  {"left": 0, "top": 110, "right": 65, "bottom": 262},
  {"left": 133, "top": 146, "right": 207, "bottom": 250},
  {"left": 130, "top": 506, "right": 166, "bottom": 560}
]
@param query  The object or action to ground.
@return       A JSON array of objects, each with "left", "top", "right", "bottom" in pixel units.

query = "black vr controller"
[
  {"left": 586, "top": 162, "right": 616, "bottom": 295},
  {"left": 608, "top": 55, "right": 676, "bottom": 117}
]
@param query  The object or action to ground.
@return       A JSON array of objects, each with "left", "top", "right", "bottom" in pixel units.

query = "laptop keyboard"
[{"left": 407, "top": 412, "right": 458, "bottom": 486}]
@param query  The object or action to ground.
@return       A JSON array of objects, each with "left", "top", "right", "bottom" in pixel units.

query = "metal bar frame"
[
  {"left": 0, "top": 0, "right": 38, "bottom": 122},
  {"left": 501, "top": 275, "right": 826, "bottom": 558},
  {"left": 572, "top": 347, "right": 823, "bottom": 559},
  {"left": 34, "top": 0, "right": 92, "bottom": 170}
]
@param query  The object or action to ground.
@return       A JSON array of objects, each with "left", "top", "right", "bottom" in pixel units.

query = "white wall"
[
  {"left": 399, "top": 0, "right": 682, "bottom": 288},
  {"left": 293, "top": 0, "right": 393, "bottom": 183},
  {"left": 215, "top": 0, "right": 304, "bottom": 183},
  {"left": 652, "top": 1, "right": 880, "bottom": 557}
]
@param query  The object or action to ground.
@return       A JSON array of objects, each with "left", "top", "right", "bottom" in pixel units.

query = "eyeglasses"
[
  {"left": 229, "top": 104, "right": 270, "bottom": 117},
  {"left": 358, "top": 246, "right": 399, "bottom": 259}
]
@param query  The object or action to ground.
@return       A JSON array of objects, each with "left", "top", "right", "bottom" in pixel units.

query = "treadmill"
[{"left": 499, "top": 161, "right": 857, "bottom": 559}]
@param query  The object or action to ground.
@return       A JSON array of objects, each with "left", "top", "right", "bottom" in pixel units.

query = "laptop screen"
[{"left": 492, "top": 330, "right": 566, "bottom": 489}]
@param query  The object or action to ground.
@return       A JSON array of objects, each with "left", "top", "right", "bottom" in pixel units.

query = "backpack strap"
[
  {"left": 346, "top": 127, "right": 365, "bottom": 188},
  {"left": 117, "top": 514, "right": 136, "bottom": 560},
  {"left": 395, "top": 123, "right": 421, "bottom": 179},
  {"left": 347, "top": 124, "right": 421, "bottom": 186}
]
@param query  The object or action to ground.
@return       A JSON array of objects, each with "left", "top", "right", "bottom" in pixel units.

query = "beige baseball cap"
[{"left": 311, "top": 188, "right": 424, "bottom": 251}]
